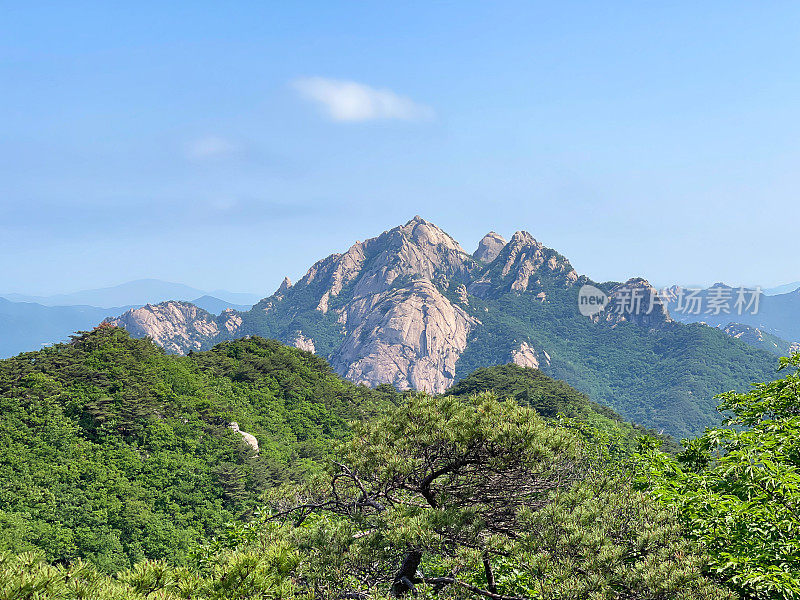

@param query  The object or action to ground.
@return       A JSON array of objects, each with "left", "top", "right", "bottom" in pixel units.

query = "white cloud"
[
  {"left": 292, "top": 77, "right": 434, "bottom": 122},
  {"left": 185, "top": 136, "right": 240, "bottom": 160}
]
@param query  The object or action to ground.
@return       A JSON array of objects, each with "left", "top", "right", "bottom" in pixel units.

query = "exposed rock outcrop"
[
  {"left": 105, "top": 301, "right": 238, "bottom": 354},
  {"left": 724, "top": 322, "right": 768, "bottom": 343},
  {"left": 291, "top": 332, "right": 316, "bottom": 354},
  {"left": 331, "top": 280, "right": 480, "bottom": 393},
  {"left": 275, "top": 277, "right": 292, "bottom": 298},
  {"left": 473, "top": 231, "right": 506, "bottom": 263},
  {"left": 469, "top": 231, "right": 579, "bottom": 297},
  {"left": 229, "top": 422, "right": 259, "bottom": 454},
  {"left": 220, "top": 309, "right": 243, "bottom": 333},
  {"left": 500, "top": 231, "right": 579, "bottom": 291},
  {"left": 601, "top": 278, "right": 673, "bottom": 328},
  {"left": 455, "top": 284, "right": 469, "bottom": 306},
  {"left": 722, "top": 322, "right": 798, "bottom": 356},
  {"left": 511, "top": 341, "right": 550, "bottom": 370}
]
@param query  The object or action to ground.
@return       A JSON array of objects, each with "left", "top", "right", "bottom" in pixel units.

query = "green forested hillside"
[
  {"left": 0, "top": 327, "right": 394, "bottom": 571},
  {"left": 454, "top": 286, "right": 779, "bottom": 439},
  {"left": 0, "top": 326, "right": 669, "bottom": 573},
  {"left": 1, "top": 327, "right": 797, "bottom": 598},
  {"left": 0, "top": 391, "right": 743, "bottom": 600},
  {"left": 446, "top": 363, "right": 680, "bottom": 452}
]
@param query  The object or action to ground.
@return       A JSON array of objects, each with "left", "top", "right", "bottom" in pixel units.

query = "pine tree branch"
[{"left": 423, "top": 577, "right": 526, "bottom": 600}]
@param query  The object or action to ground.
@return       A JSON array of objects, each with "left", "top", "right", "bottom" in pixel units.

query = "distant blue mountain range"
[
  {"left": 765, "top": 281, "right": 800, "bottom": 296},
  {"left": 0, "top": 280, "right": 259, "bottom": 357},
  {"left": 665, "top": 284, "right": 800, "bottom": 343},
  {"left": 1, "top": 279, "right": 262, "bottom": 308}
]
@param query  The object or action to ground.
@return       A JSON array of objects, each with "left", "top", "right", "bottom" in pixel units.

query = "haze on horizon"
[{"left": 2, "top": 2, "right": 800, "bottom": 296}]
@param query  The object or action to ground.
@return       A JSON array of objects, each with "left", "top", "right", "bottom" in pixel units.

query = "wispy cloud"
[
  {"left": 292, "top": 77, "right": 434, "bottom": 122},
  {"left": 185, "top": 136, "right": 241, "bottom": 160}
]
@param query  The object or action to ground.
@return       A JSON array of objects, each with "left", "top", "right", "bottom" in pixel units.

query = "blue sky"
[{"left": 2, "top": 1, "right": 800, "bottom": 295}]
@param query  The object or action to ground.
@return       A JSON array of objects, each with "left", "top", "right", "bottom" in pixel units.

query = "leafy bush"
[{"left": 641, "top": 354, "right": 800, "bottom": 599}]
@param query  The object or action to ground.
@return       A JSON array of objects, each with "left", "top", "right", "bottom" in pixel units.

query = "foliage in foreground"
[
  {"left": 0, "top": 327, "right": 393, "bottom": 571},
  {"left": 0, "top": 392, "right": 734, "bottom": 600},
  {"left": 245, "top": 393, "right": 730, "bottom": 599},
  {"left": 642, "top": 354, "right": 800, "bottom": 599},
  {"left": 2, "top": 328, "right": 796, "bottom": 599}
]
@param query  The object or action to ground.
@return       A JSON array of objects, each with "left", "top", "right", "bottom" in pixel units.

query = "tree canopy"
[
  {"left": 1, "top": 327, "right": 796, "bottom": 599},
  {"left": 641, "top": 354, "right": 800, "bottom": 599},
  {"left": 0, "top": 327, "right": 393, "bottom": 571}
]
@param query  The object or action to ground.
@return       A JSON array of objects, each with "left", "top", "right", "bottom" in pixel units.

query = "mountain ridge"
[
  {"left": 2, "top": 279, "right": 261, "bottom": 309},
  {"left": 663, "top": 283, "right": 800, "bottom": 343},
  {"left": 106, "top": 216, "right": 780, "bottom": 438}
]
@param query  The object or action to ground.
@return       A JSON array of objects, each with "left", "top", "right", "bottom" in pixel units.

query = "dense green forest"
[
  {"left": 1, "top": 328, "right": 797, "bottom": 598},
  {"left": 0, "top": 327, "right": 396, "bottom": 572},
  {"left": 454, "top": 285, "right": 778, "bottom": 439},
  {"left": 445, "top": 363, "right": 679, "bottom": 452}
]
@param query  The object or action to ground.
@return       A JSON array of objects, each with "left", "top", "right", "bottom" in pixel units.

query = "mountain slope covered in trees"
[
  {"left": 1, "top": 326, "right": 798, "bottom": 598},
  {"left": 0, "top": 326, "right": 647, "bottom": 572},
  {"left": 108, "top": 217, "right": 780, "bottom": 438},
  {"left": 0, "top": 326, "right": 394, "bottom": 572}
]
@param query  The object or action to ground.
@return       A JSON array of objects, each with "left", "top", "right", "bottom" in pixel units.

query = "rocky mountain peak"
[
  {"left": 105, "top": 301, "right": 241, "bottom": 355},
  {"left": 276, "top": 276, "right": 292, "bottom": 295},
  {"left": 298, "top": 216, "right": 477, "bottom": 305},
  {"left": 473, "top": 231, "right": 507, "bottom": 263},
  {"left": 602, "top": 278, "right": 673, "bottom": 328},
  {"left": 234, "top": 217, "right": 485, "bottom": 393},
  {"left": 394, "top": 215, "right": 469, "bottom": 258},
  {"left": 508, "top": 230, "right": 540, "bottom": 247},
  {"left": 468, "top": 230, "right": 578, "bottom": 296}
]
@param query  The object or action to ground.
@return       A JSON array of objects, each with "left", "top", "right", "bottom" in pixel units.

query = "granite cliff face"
[
  {"left": 270, "top": 216, "right": 482, "bottom": 392},
  {"left": 103, "top": 215, "right": 784, "bottom": 438},
  {"left": 332, "top": 280, "right": 480, "bottom": 392},
  {"left": 473, "top": 231, "right": 506, "bottom": 263},
  {"left": 106, "top": 301, "right": 242, "bottom": 354}
]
